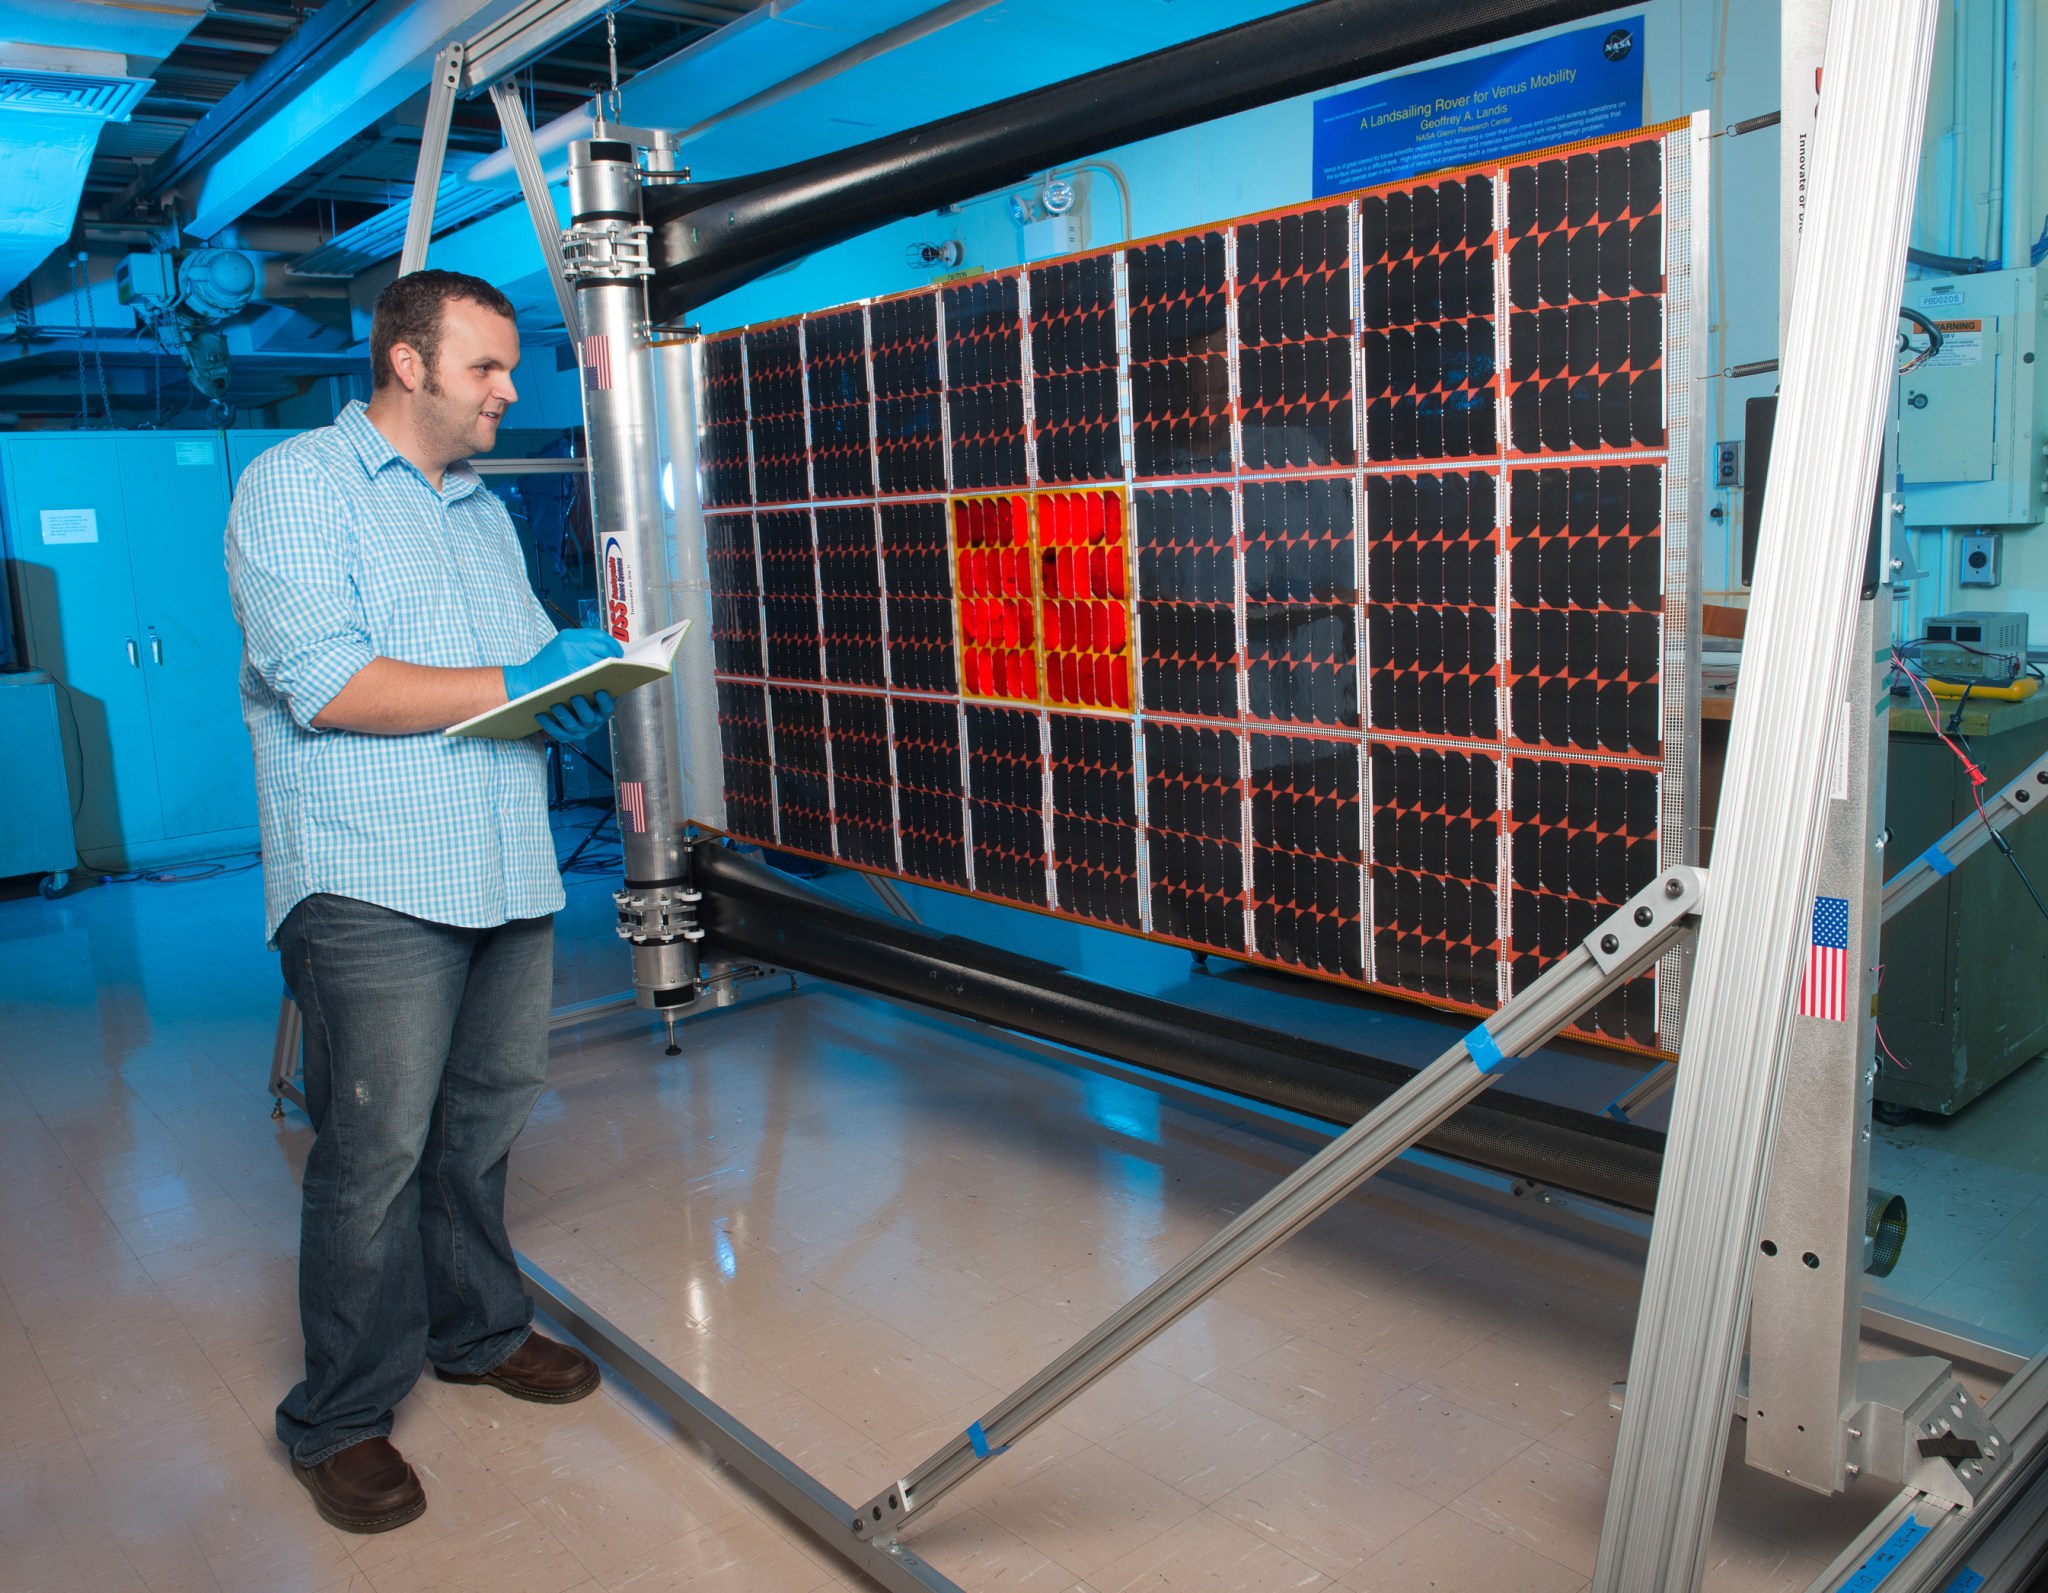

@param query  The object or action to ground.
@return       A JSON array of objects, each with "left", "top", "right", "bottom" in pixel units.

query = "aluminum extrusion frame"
[
  {"left": 487, "top": 79, "right": 580, "bottom": 337},
  {"left": 519, "top": 1257, "right": 966, "bottom": 1593},
  {"left": 1881, "top": 746, "right": 2048, "bottom": 918},
  {"left": 398, "top": 41, "right": 463, "bottom": 276},
  {"left": 1590, "top": 0, "right": 1943, "bottom": 1584}
]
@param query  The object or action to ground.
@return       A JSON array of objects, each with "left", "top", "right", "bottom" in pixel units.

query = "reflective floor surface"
[{"left": 0, "top": 855, "right": 2021, "bottom": 1593}]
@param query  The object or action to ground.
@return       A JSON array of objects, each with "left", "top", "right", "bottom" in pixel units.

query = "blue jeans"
[{"left": 275, "top": 893, "right": 553, "bottom": 1465}]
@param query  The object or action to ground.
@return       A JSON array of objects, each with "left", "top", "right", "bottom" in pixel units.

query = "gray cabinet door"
[
  {"left": 1, "top": 435, "right": 163, "bottom": 859},
  {"left": 121, "top": 433, "right": 257, "bottom": 841}
]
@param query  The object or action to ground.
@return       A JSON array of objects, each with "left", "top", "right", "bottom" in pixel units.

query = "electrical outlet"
[
  {"left": 1958, "top": 531, "right": 2002, "bottom": 587},
  {"left": 1713, "top": 440, "right": 1743, "bottom": 488}
]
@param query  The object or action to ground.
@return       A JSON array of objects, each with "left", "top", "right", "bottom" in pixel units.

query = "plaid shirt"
[{"left": 227, "top": 401, "right": 564, "bottom": 941}]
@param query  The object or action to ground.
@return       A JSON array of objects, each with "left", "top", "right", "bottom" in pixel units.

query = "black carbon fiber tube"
[
  {"left": 695, "top": 846, "right": 1665, "bottom": 1211},
  {"left": 644, "top": 0, "right": 1631, "bottom": 317}
]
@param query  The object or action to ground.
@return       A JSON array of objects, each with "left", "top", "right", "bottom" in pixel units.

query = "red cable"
[{"left": 1891, "top": 647, "right": 1988, "bottom": 798}]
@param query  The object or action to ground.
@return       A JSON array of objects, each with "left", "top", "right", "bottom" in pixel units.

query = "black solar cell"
[
  {"left": 1050, "top": 711, "right": 1141, "bottom": 928},
  {"left": 804, "top": 306, "right": 875, "bottom": 499},
  {"left": 828, "top": 691, "right": 896, "bottom": 869},
  {"left": 746, "top": 323, "right": 809, "bottom": 503},
  {"left": 1127, "top": 230, "right": 1231, "bottom": 478},
  {"left": 1236, "top": 204, "right": 1355, "bottom": 472},
  {"left": 1029, "top": 253, "right": 1123, "bottom": 484},
  {"left": 966, "top": 703, "right": 1048, "bottom": 905}
]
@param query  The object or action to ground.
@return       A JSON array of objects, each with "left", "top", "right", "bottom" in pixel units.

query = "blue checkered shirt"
[{"left": 227, "top": 401, "right": 564, "bottom": 941}]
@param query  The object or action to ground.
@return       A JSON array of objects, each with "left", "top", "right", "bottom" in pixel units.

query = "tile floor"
[{"left": 0, "top": 854, "right": 2026, "bottom": 1593}]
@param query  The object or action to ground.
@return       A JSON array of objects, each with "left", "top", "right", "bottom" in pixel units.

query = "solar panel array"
[{"left": 701, "top": 124, "right": 1698, "bottom": 1052}]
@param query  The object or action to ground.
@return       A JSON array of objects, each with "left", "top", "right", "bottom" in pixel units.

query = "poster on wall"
[{"left": 1312, "top": 17, "right": 1646, "bottom": 195}]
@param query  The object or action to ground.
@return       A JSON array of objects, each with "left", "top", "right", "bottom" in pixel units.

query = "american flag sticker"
[
  {"left": 583, "top": 334, "right": 613, "bottom": 391},
  {"left": 618, "top": 780, "right": 647, "bottom": 833},
  {"left": 1798, "top": 895, "right": 1850, "bottom": 1022}
]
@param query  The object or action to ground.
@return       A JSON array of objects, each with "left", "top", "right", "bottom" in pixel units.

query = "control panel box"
[
  {"left": 1898, "top": 267, "right": 2046, "bottom": 527},
  {"left": 1921, "top": 609, "right": 2029, "bottom": 683}
]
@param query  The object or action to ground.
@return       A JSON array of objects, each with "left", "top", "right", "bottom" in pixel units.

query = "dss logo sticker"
[{"left": 601, "top": 533, "right": 634, "bottom": 641}]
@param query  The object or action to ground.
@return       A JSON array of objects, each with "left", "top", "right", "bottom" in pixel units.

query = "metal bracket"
[
  {"left": 563, "top": 220, "right": 654, "bottom": 283},
  {"left": 1850, "top": 1357, "right": 2008, "bottom": 1507},
  {"left": 399, "top": 41, "right": 464, "bottom": 276},
  {"left": 614, "top": 884, "right": 704, "bottom": 944},
  {"left": 1589, "top": 874, "right": 1698, "bottom": 976}
]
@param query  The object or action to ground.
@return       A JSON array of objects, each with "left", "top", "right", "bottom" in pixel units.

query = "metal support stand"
[
  {"left": 1590, "top": 0, "right": 1943, "bottom": 1582},
  {"left": 853, "top": 867, "right": 1707, "bottom": 1544},
  {"left": 398, "top": 41, "right": 464, "bottom": 276},
  {"left": 267, "top": 992, "right": 304, "bottom": 1118},
  {"left": 1743, "top": 590, "right": 1896, "bottom": 1495}
]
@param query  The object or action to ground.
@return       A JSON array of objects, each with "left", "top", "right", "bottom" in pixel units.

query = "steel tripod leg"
[
  {"left": 851, "top": 865, "right": 1709, "bottom": 1544},
  {"left": 267, "top": 993, "right": 305, "bottom": 1116}
]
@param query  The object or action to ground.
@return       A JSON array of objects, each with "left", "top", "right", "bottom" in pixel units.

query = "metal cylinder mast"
[{"left": 564, "top": 137, "right": 701, "bottom": 1041}]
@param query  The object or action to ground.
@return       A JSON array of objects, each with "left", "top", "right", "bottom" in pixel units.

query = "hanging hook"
[{"left": 604, "top": 8, "right": 622, "bottom": 124}]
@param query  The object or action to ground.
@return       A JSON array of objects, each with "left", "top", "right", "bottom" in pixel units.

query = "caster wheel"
[
  {"left": 1872, "top": 1100, "right": 1918, "bottom": 1128},
  {"left": 38, "top": 871, "right": 69, "bottom": 899}
]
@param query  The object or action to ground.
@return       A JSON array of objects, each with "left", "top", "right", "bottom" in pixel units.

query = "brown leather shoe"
[
  {"left": 435, "top": 1332, "right": 600, "bottom": 1404},
  {"left": 292, "top": 1436, "right": 426, "bottom": 1534}
]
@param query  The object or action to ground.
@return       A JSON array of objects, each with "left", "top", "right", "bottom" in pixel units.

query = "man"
[{"left": 228, "top": 269, "right": 619, "bottom": 1534}]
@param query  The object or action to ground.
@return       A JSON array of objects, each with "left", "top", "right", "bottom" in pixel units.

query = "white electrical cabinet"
[{"left": 1898, "top": 266, "right": 2048, "bottom": 526}]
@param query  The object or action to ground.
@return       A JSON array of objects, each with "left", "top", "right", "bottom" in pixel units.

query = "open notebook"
[{"left": 445, "top": 620, "right": 691, "bottom": 740}]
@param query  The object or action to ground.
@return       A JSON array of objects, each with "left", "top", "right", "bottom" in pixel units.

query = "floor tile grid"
[
  {"left": 0, "top": 866, "right": 1984, "bottom": 1592},
  {"left": 452, "top": 978, "right": 1875, "bottom": 1588},
  {"left": 0, "top": 966, "right": 1802, "bottom": 1588}
]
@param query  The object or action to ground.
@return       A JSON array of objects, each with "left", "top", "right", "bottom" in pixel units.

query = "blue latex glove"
[
  {"left": 536, "top": 689, "right": 615, "bottom": 742},
  {"left": 503, "top": 627, "right": 621, "bottom": 701}
]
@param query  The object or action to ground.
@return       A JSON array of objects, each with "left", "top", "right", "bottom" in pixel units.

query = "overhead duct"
[{"left": 0, "top": 65, "right": 152, "bottom": 297}]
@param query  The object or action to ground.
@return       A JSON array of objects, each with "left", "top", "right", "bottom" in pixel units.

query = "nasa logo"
[
  {"left": 1603, "top": 28, "right": 1634, "bottom": 61},
  {"left": 601, "top": 534, "right": 632, "bottom": 640}
]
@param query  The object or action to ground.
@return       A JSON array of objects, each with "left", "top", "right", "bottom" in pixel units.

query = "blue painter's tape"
[
  {"left": 1465, "top": 1025, "right": 1508, "bottom": 1074},
  {"left": 1942, "top": 1570, "right": 1985, "bottom": 1593},
  {"left": 1839, "top": 1517, "right": 1934, "bottom": 1592},
  {"left": 966, "top": 1421, "right": 1009, "bottom": 1460},
  {"left": 1921, "top": 844, "right": 1957, "bottom": 878}
]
